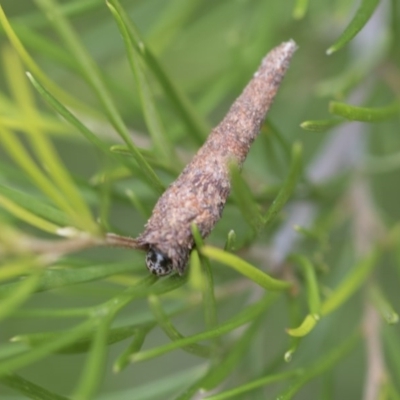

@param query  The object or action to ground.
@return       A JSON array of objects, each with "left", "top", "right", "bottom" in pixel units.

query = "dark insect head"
[{"left": 145, "top": 247, "right": 173, "bottom": 276}]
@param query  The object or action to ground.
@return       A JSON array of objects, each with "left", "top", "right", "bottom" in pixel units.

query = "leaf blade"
[{"left": 326, "top": 0, "right": 381, "bottom": 55}]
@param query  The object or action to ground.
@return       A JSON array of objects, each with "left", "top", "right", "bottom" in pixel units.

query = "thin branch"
[
  {"left": 362, "top": 301, "right": 386, "bottom": 400},
  {"left": 0, "top": 232, "right": 145, "bottom": 266}
]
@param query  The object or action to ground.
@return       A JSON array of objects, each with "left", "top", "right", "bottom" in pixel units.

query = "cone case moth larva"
[{"left": 137, "top": 40, "right": 297, "bottom": 276}]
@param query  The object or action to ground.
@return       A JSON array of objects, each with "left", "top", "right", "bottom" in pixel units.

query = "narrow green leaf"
[
  {"left": 27, "top": 73, "right": 111, "bottom": 155},
  {"left": 14, "top": 24, "right": 83, "bottom": 72},
  {"left": 329, "top": 100, "right": 400, "bottom": 122},
  {"left": 0, "top": 6, "right": 97, "bottom": 116},
  {"left": 191, "top": 224, "right": 205, "bottom": 250},
  {"left": 300, "top": 118, "right": 343, "bottom": 132},
  {"left": 0, "top": 127, "right": 79, "bottom": 221},
  {"left": 263, "top": 142, "right": 302, "bottom": 227},
  {"left": 0, "top": 260, "right": 36, "bottom": 282},
  {"left": 72, "top": 317, "right": 113, "bottom": 400},
  {"left": 321, "top": 249, "right": 380, "bottom": 316},
  {"left": 326, "top": 0, "right": 380, "bottom": 54},
  {"left": 286, "top": 314, "right": 319, "bottom": 337},
  {"left": 109, "top": 144, "right": 138, "bottom": 157},
  {"left": 12, "top": 307, "right": 92, "bottom": 319},
  {"left": 148, "top": 294, "right": 211, "bottom": 358},
  {"left": 27, "top": 73, "right": 165, "bottom": 185},
  {"left": 191, "top": 226, "right": 219, "bottom": 338},
  {"left": 131, "top": 294, "right": 277, "bottom": 363},
  {"left": 102, "top": 274, "right": 187, "bottom": 317},
  {"left": 106, "top": 0, "right": 209, "bottom": 144},
  {"left": 0, "top": 194, "right": 60, "bottom": 234},
  {"left": 293, "top": 0, "right": 309, "bottom": 20},
  {"left": 0, "top": 261, "right": 142, "bottom": 295},
  {"left": 11, "top": 325, "right": 137, "bottom": 355},
  {"left": 113, "top": 325, "right": 154, "bottom": 373},
  {"left": 0, "top": 184, "right": 72, "bottom": 227},
  {"left": 224, "top": 230, "right": 237, "bottom": 252},
  {"left": 369, "top": 285, "right": 399, "bottom": 325},
  {"left": 34, "top": 0, "right": 164, "bottom": 194},
  {"left": 0, "top": 273, "right": 41, "bottom": 322},
  {"left": 107, "top": 1, "right": 175, "bottom": 162},
  {"left": 290, "top": 255, "right": 321, "bottom": 315},
  {"left": 0, "top": 114, "right": 68, "bottom": 136},
  {"left": 3, "top": 47, "right": 97, "bottom": 234},
  {"left": 12, "top": 0, "right": 104, "bottom": 29},
  {"left": 201, "top": 246, "right": 292, "bottom": 291},
  {"left": 205, "top": 370, "right": 302, "bottom": 400},
  {"left": 286, "top": 255, "right": 322, "bottom": 338},
  {"left": 0, "top": 320, "right": 93, "bottom": 377},
  {"left": 188, "top": 248, "right": 203, "bottom": 291},
  {"left": 0, "top": 344, "right": 26, "bottom": 361},
  {"left": 109, "top": 144, "right": 179, "bottom": 175},
  {"left": 284, "top": 337, "right": 301, "bottom": 363},
  {"left": 0, "top": 373, "right": 69, "bottom": 400}
]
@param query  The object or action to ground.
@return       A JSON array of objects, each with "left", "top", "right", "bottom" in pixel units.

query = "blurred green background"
[{"left": 0, "top": 0, "right": 399, "bottom": 399}]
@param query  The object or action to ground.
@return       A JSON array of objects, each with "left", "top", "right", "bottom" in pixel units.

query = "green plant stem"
[{"left": 0, "top": 373, "right": 69, "bottom": 400}]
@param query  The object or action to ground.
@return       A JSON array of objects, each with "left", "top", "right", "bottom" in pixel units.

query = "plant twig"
[{"left": 362, "top": 301, "right": 386, "bottom": 400}]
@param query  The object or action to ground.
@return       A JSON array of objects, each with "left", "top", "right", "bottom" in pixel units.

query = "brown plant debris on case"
[{"left": 137, "top": 40, "right": 297, "bottom": 276}]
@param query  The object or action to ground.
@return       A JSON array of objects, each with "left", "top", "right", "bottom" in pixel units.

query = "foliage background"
[{"left": 0, "top": 0, "right": 399, "bottom": 399}]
